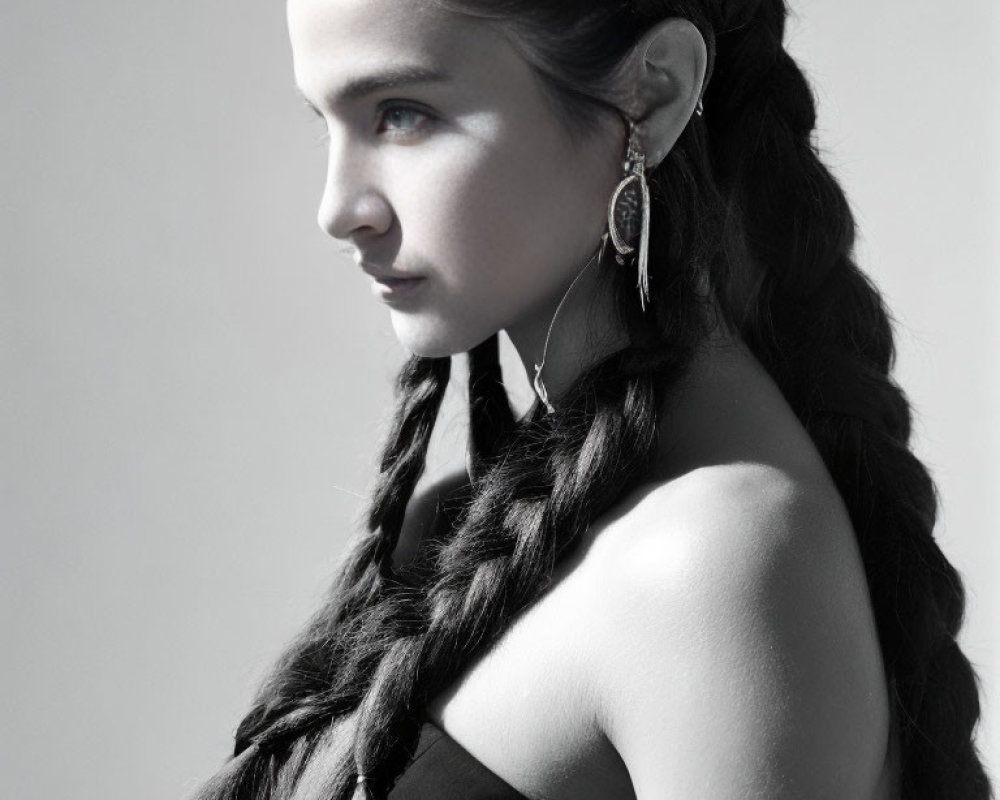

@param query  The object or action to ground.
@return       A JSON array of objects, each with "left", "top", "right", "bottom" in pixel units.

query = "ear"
[{"left": 617, "top": 19, "right": 707, "bottom": 169}]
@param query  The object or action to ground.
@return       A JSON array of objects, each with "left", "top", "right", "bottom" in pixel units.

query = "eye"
[
  {"left": 305, "top": 105, "right": 330, "bottom": 147},
  {"left": 376, "top": 102, "right": 435, "bottom": 139}
]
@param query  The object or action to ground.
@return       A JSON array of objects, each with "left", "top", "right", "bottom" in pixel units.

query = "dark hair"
[{"left": 195, "top": 1, "right": 991, "bottom": 798}]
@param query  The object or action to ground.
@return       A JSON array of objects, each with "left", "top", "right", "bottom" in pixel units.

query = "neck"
[{"left": 505, "top": 245, "right": 630, "bottom": 410}]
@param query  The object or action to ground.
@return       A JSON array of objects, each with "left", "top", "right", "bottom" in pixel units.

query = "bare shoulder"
[
  {"left": 603, "top": 462, "right": 856, "bottom": 592},
  {"left": 583, "top": 463, "right": 892, "bottom": 799}
]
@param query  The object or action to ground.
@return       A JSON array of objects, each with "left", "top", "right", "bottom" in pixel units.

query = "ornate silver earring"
[{"left": 607, "top": 118, "right": 651, "bottom": 311}]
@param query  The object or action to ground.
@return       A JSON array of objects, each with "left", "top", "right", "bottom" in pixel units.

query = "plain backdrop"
[{"left": 1, "top": 2, "right": 997, "bottom": 798}]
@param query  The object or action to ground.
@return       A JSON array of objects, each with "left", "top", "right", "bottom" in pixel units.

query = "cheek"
[
  {"left": 448, "top": 144, "right": 614, "bottom": 329},
  {"left": 385, "top": 142, "right": 541, "bottom": 320},
  {"left": 383, "top": 121, "right": 617, "bottom": 352}
]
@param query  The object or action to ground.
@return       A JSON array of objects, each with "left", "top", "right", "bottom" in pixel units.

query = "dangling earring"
[{"left": 606, "top": 118, "right": 651, "bottom": 311}]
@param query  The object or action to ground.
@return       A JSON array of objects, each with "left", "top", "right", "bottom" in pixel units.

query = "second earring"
[{"left": 607, "top": 119, "right": 651, "bottom": 311}]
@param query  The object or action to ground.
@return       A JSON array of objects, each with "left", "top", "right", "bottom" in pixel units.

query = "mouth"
[
  {"left": 372, "top": 274, "right": 423, "bottom": 286},
  {"left": 370, "top": 274, "right": 427, "bottom": 303},
  {"left": 358, "top": 260, "right": 427, "bottom": 301}
]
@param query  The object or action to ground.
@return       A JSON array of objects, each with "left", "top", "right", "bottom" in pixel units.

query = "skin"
[
  {"left": 287, "top": 2, "right": 898, "bottom": 798},
  {"left": 289, "top": 0, "right": 626, "bottom": 392}
]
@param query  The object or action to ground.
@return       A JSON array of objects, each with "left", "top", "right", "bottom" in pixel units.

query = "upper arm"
[{"left": 593, "top": 467, "right": 890, "bottom": 800}]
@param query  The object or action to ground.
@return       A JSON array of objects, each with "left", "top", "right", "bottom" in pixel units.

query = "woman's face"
[{"left": 288, "top": 0, "right": 623, "bottom": 357}]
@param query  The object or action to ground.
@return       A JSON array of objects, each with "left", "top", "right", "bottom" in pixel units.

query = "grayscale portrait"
[{"left": 2, "top": 1, "right": 997, "bottom": 799}]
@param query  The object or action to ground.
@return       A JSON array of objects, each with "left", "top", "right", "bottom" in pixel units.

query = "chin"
[{"left": 390, "top": 312, "right": 493, "bottom": 359}]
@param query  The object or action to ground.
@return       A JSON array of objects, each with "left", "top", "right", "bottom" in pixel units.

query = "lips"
[
  {"left": 357, "top": 260, "right": 427, "bottom": 303},
  {"left": 374, "top": 275, "right": 422, "bottom": 288},
  {"left": 359, "top": 261, "right": 422, "bottom": 282}
]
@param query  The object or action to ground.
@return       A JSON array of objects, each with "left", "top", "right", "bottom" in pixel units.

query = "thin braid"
[
  {"left": 467, "top": 334, "right": 516, "bottom": 480},
  {"left": 703, "top": 2, "right": 991, "bottom": 796},
  {"left": 193, "top": 356, "right": 452, "bottom": 800},
  {"left": 367, "top": 356, "right": 455, "bottom": 560}
]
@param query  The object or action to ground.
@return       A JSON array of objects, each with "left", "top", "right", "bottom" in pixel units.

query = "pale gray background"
[{"left": 1, "top": 2, "right": 997, "bottom": 799}]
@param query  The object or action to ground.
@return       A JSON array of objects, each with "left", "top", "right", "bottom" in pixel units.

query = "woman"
[{"left": 195, "top": 0, "right": 991, "bottom": 798}]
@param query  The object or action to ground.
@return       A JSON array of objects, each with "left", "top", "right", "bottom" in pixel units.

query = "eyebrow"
[{"left": 298, "top": 66, "right": 452, "bottom": 114}]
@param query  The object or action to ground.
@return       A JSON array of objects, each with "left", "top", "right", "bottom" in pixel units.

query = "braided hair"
[{"left": 194, "top": 2, "right": 991, "bottom": 798}]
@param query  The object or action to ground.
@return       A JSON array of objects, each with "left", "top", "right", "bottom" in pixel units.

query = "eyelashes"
[
  {"left": 310, "top": 100, "right": 438, "bottom": 146},
  {"left": 376, "top": 102, "right": 436, "bottom": 138}
]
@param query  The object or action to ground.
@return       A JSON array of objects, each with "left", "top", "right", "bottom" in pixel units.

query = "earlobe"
[{"left": 621, "top": 18, "right": 707, "bottom": 170}]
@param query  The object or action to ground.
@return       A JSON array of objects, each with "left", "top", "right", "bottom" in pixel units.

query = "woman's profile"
[{"left": 194, "top": 1, "right": 992, "bottom": 798}]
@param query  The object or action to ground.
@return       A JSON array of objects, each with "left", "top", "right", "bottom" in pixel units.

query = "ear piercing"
[{"left": 606, "top": 118, "right": 651, "bottom": 311}]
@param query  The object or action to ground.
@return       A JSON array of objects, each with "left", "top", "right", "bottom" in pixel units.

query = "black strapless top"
[{"left": 388, "top": 719, "right": 529, "bottom": 799}]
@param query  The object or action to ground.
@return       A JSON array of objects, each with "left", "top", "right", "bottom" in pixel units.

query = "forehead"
[{"left": 288, "top": 0, "right": 515, "bottom": 104}]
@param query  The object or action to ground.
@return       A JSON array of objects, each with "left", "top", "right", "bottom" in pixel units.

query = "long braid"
[
  {"left": 193, "top": 355, "right": 451, "bottom": 800},
  {"left": 701, "top": 2, "right": 991, "bottom": 796}
]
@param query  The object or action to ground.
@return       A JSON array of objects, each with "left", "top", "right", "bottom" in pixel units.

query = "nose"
[{"left": 316, "top": 140, "right": 393, "bottom": 243}]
